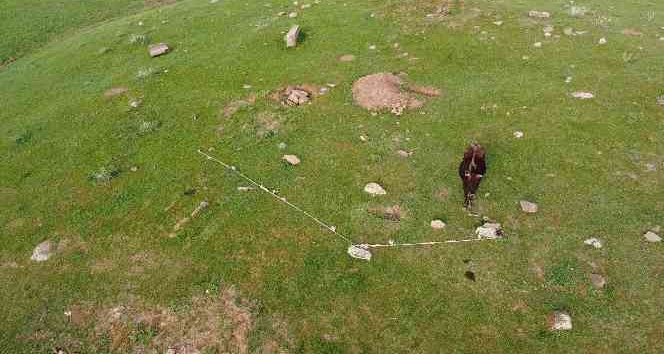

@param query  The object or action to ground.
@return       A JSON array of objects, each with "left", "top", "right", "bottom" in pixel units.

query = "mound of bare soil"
[{"left": 352, "top": 73, "right": 440, "bottom": 115}]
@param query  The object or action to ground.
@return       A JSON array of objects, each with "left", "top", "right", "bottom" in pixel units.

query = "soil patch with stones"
[{"left": 270, "top": 84, "right": 323, "bottom": 107}]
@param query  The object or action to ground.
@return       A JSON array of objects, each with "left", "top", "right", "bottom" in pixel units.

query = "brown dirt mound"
[{"left": 352, "top": 73, "right": 440, "bottom": 114}]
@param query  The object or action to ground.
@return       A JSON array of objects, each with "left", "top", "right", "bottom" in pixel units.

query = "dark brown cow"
[{"left": 458, "top": 143, "right": 486, "bottom": 208}]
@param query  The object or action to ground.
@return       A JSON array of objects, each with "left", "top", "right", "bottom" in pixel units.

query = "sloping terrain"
[{"left": 1, "top": 0, "right": 663, "bottom": 352}]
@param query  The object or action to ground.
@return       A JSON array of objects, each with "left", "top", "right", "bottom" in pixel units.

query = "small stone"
[
  {"left": 364, "top": 182, "right": 386, "bottom": 196},
  {"left": 565, "top": 76, "right": 573, "bottom": 83},
  {"left": 368, "top": 45, "right": 376, "bottom": 50},
  {"left": 543, "top": 25, "right": 554, "bottom": 33},
  {"left": 277, "top": 11, "right": 286, "bottom": 16},
  {"left": 243, "top": 84, "right": 252, "bottom": 89},
  {"left": 282, "top": 154, "right": 301, "bottom": 165},
  {"left": 571, "top": 91, "right": 594, "bottom": 99},
  {"left": 288, "top": 12, "right": 298, "bottom": 18},
  {"left": 589, "top": 273, "right": 606, "bottom": 289},
  {"left": 301, "top": 3, "right": 311, "bottom": 9},
  {"left": 528, "top": 10, "right": 550, "bottom": 19},
  {"left": 475, "top": 222, "right": 503, "bottom": 239},
  {"left": 430, "top": 220, "right": 446, "bottom": 230},
  {"left": 30, "top": 240, "right": 53, "bottom": 262},
  {"left": 644, "top": 231, "right": 662, "bottom": 242},
  {"left": 598, "top": 37, "right": 607, "bottom": 44},
  {"left": 493, "top": 21, "right": 503, "bottom": 26},
  {"left": 130, "top": 166, "right": 138, "bottom": 172},
  {"left": 285, "top": 25, "right": 301, "bottom": 48},
  {"left": 347, "top": 245, "right": 372, "bottom": 261},
  {"left": 359, "top": 135, "right": 368, "bottom": 142},
  {"left": 645, "top": 163, "right": 656, "bottom": 171},
  {"left": 237, "top": 186, "right": 255, "bottom": 191},
  {"left": 520, "top": 201, "right": 538, "bottom": 213},
  {"left": 129, "top": 99, "right": 142, "bottom": 108},
  {"left": 339, "top": 54, "right": 356, "bottom": 62},
  {"left": 583, "top": 238, "right": 603, "bottom": 249},
  {"left": 397, "top": 150, "right": 413, "bottom": 158},
  {"left": 549, "top": 311, "right": 572, "bottom": 331},
  {"left": 656, "top": 95, "right": 664, "bottom": 106},
  {"left": 148, "top": 43, "right": 170, "bottom": 57},
  {"left": 533, "top": 42, "right": 542, "bottom": 48},
  {"left": 563, "top": 27, "right": 574, "bottom": 36},
  {"left": 513, "top": 131, "right": 524, "bottom": 138}
]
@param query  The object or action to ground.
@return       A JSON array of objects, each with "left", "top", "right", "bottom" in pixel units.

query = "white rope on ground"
[
  {"left": 197, "top": 150, "right": 501, "bottom": 260},
  {"left": 358, "top": 238, "right": 487, "bottom": 248},
  {"left": 197, "top": 150, "right": 354, "bottom": 245}
]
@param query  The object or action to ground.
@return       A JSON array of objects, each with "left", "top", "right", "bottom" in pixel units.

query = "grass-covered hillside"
[{"left": 1, "top": 0, "right": 663, "bottom": 352}]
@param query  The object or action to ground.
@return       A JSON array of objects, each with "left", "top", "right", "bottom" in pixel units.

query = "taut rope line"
[{"left": 197, "top": 150, "right": 501, "bottom": 260}]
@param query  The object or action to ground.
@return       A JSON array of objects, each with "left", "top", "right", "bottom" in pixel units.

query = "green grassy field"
[{"left": 1, "top": 0, "right": 663, "bottom": 352}]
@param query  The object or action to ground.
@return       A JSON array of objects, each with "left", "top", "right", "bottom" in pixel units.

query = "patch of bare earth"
[
  {"left": 104, "top": 87, "right": 128, "bottom": 98},
  {"left": 368, "top": 205, "right": 406, "bottom": 221},
  {"left": 223, "top": 94, "right": 257, "bottom": 118},
  {"left": 254, "top": 111, "right": 282, "bottom": 138},
  {"left": 47, "top": 286, "right": 291, "bottom": 353},
  {"left": 144, "top": 0, "right": 176, "bottom": 8},
  {"left": 352, "top": 73, "right": 440, "bottom": 115}
]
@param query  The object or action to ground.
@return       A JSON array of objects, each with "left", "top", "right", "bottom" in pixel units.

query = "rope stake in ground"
[{"left": 198, "top": 150, "right": 502, "bottom": 261}]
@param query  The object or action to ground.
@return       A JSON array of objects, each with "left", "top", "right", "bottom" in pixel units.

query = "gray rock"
[
  {"left": 397, "top": 150, "right": 413, "bottom": 158},
  {"left": 282, "top": 154, "right": 301, "bottom": 165},
  {"left": 430, "top": 220, "right": 446, "bottom": 230},
  {"left": 583, "top": 238, "right": 603, "bottom": 249},
  {"left": 30, "top": 240, "right": 54, "bottom": 262},
  {"left": 529, "top": 10, "right": 551, "bottom": 18},
  {"left": 364, "top": 182, "right": 386, "bottom": 196},
  {"left": 347, "top": 245, "right": 372, "bottom": 261},
  {"left": 285, "top": 25, "right": 301, "bottom": 48},
  {"left": 571, "top": 91, "right": 594, "bottom": 99},
  {"left": 148, "top": 43, "right": 170, "bottom": 57},
  {"left": 475, "top": 222, "right": 503, "bottom": 239},
  {"left": 657, "top": 95, "right": 664, "bottom": 106},
  {"left": 644, "top": 231, "right": 662, "bottom": 242},
  {"left": 520, "top": 200, "right": 538, "bottom": 213},
  {"left": 277, "top": 142, "right": 287, "bottom": 150},
  {"left": 589, "top": 273, "right": 606, "bottom": 289},
  {"left": 549, "top": 311, "right": 572, "bottom": 331}
]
